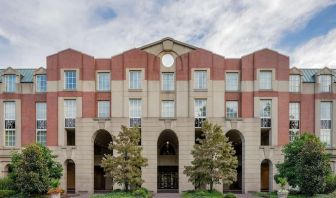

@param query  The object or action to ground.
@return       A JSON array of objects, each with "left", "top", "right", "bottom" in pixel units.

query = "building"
[{"left": 0, "top": 37, "right": 335, "bottom": 194}]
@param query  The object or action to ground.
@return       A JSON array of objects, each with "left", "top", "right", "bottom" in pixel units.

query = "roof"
[
  {"left": 0, "top": 69, "right": 35, "bottom": 83},
  {"left": 301, "top": 69, "right": 336, "bottom": 83}
]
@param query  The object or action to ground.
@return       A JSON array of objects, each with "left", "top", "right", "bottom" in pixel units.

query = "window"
[
  {"left": 226, "top": 101, "right": 238, "bottom": 119},
  {"left": 161, "top": 101, "right": 175, "bottom": 118},
  {"left": 194, "top": 99, "right": 207, "bottom": 128},
  {"left": 98, "top": 101, "right": 110, "bottom": 118},
  {"left": 259, "top": 71, "right": 272, "bottom": 90},
  {"left": 97, "top": 72, "right": 110, "bottom": 91},
  {"left": 289, "top": 103, "right": 300, "bottom": 142},
  {"left": 36, "top": 102, "right": 47, "bottom": 145},
  {"left": 129, "top": 71, "right": 142, "bottom": 89},
  {"left": 64, "top": 71, "right": 76, "bottom": 90},
  {"left": 36, "top": 74, "right": 47, "bottom": 92},
  {"left": 4, "top": 102, "right": 15, "bottom": 147},
  {"left": 226, "top": 73, "right": 239, "bottom": 91},
  {"left": 194, "top": 71, "right": 207, "bottom": 89},
  {"left": 64, "top": 100, "right": 76, "bottom": 128},
  {"left": 319, "top": 75, "right": 332, "bottom": 92},
  {"left": 162, "top": 73, "right": 175, "bottom": 91},
  {"left": 320, "top": 102, "right": 332, "bottom": 146},
  {"left": 289, "top": 75, "right": 300, "bottom": 92},
  {"left": 129, "top": 99, "right": 141, "bottom": 127},
  {"left": 260, "top": 100, "right": 272, "bottom": 128},
  {"left": 5, "top": 75, "right": 16, "bottom": 92}
]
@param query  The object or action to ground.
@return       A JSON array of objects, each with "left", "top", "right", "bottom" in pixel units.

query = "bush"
[
  {"left": 324, "top": 174, "right": 336, "bottom": 193},
  {"left": 133, "top": 187, "right": 148, "bottom": 198},
  {"left": 182, "top": 190, "right": 223, "bottom": 198},
  {"left": 0, "top": 177, "right": 14, "bottom": 190},
  {"left": 224, "top": 192, "right": 236, "bottom": 198},
  {"left": 0, "top": 189, "right": 16, "bottom": 198}
]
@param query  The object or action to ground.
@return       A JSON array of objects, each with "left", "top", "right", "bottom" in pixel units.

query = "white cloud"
[{"left": 0, "top": 0, "right": 335, "bottom": 68}]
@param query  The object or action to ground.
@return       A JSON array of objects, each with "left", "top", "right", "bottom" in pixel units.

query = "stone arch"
[
  {"left": 93, "top": 129, "right": 113, "bottom": 192},
  {"left": 157, "top": 129, "right": 179, "bottom": 192},
  {"left": 225, "top": 129, "right": 245, "bottom": 193},
  {"left": 260, "top": 159, "right": 273, "bottom": 192}
]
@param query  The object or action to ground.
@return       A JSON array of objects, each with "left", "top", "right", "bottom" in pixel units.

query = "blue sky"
[{"left": 0, "top": 0, "right": 335, "bottom": 68}]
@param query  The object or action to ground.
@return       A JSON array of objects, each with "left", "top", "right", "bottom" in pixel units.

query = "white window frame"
[
  {"left": 129, "top": 71, "right": 142, "bottom": 89},
  {"left": 4, "top": 101, "right": 16, "bottom": 147},
  {"left": 320, "top": 102, "right": 332, "bottom": 146},
  {"left": 64, "top": 70, "right": 77, "bottom": 90},
  {"left": 226, "top": 72, "right": 239, "bottom": 91},
  {"left": 319, "top": 75, "right": 332, "bottom": 93},
  {"left": 289, "top": 75, "right": 300, "bottom": 92},
  {"left": 36, "top": 74, "right": 47, "bottom": 92},
  {"left": 226, "top": 101, "right": 238, "bottom": 119},
  {"left": 162, "top": 73, "right": 175, "bottom": 91},
  {"left": 5, "top": 75, "right": 16, "bottom": 92},
  {"left": 194, "top": 70, "right": 207, "bottom": 89},
  {"left": 98, "top": 101, "right": 110, "bottom": 118},
  {"left": 64, "top": 99, "right": 76, "bottom": 128},
  {"left": 260, "top": 99, "right": 272, "bottom": 128},
  {"left": 36, "top": 102, "right": 47, "bottom": 145},
  {"left": 97, "top": 72, "right": 110, "bottom": 91},
  {"left": 129, "top": 99, "right": 142, "bottom": 127},
  {"left": 289, "top": 103, "right": 300, "bottom": 142},
  {"left": 161, "top": 101, "right": 175, "bottom": 118},
  {"left": 259, "top": 71, "right": 272, "bottom": 90}
]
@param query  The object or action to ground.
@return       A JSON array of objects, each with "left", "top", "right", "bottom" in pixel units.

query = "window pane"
[
  {"left": 98, "top": 101, "right": 110, "bottom": 118},
  {"left": 98, "top": 72, "right": 110, "bottom": 91},
  {"left": 162, "top": 101, "right": 175, "bottom": 117},
  {"left": 36, "top": 102, "right": 47, "bottom": 120},
  {"left": 37, "top": 130, "right": 47, "bottom": 146},
  {"left": 320, "top": 102, "right": 331, "bottom": 120},
  {"left": 36, "top": 75, "right": 47, "bottom": 92},
  {"left": 64, "top": 100, "right": 76, "bottom": 118},
  {"left": 64, "top": 71, "right": 76, "bottom": 89},
  {"left": 226, "top": 73, "right": 239, "bottom": 91},
  {"left": 289, "top": 103, "right": 300, "bottom": 120},
  {"left": 129, "top": 99, "right": 141, "bottom": 118},
  {"left": 162, "top": 73, "right": 175, "bottom": 91},
  {"left": 259, "top": 71, "right": 272, "bottom": 90},
  {"left": 194, "top": 71, "right": 207, "bottom": 89},
  {"left": 4, "top": 102, "right": 15, "bottom": 120},
  {"left": 129, "top": 71, "right": 142, "bottom": 89},
  {"left": 289, "top": 75, "right": 300, "bottom": 92},
  {"left": 5, "top": 130, "right": 15, "bottom": 147},
  {"left": 226, "top": 101, "right": 238, "bottom": 118},
  {"left": 5, "top": 75, "right": 16, "bottom": 92},
  {"left": 194, "top": 99, "right": 207, "bottom": 118},
  {"left": 260, "top": 100, "right": 272, "bottom": 118},
  {"left": 319, "top": 75, "right": 332, "bottom": 92}
]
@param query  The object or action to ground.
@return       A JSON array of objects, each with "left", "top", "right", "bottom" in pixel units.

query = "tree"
[
  {"left": 101, "top": 126, "right": 148, "bottom": 191},
  {"left": 9, "top": 144, "right": 63, "bottom": 196},
  {"left": 184, "top": 121, "right": 238, "bottom": 191},
  {"left": 276, "top": 133, "right": 331, "bottom": 196}
]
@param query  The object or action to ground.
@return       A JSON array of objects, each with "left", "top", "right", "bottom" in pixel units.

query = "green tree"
[
  {"left": 276, "top": 133, "right": 331, "bottom": 196},
  {"left": 101, "top": 126, "right": 148, "bottom": 191},
  {"left": 9, "top": 144, "right": 63, "bottom": 196},
  {"left": 184, "top": 121, "right": 238, "bottom": 191}
]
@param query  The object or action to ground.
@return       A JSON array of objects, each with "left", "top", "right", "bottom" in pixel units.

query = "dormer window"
[
  {"left": 5, "top": 75, "right": 16, "bottom": 92},
  {"left": 289, "top": 75, "right": 300, "bottom": 92},
  {"left": 319, "top": 75, "right": 332, "bottom": 93}
]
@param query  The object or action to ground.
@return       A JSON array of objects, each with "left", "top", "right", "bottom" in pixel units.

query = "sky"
[{"left": 0, "top": 0, "right": 336, "bottom": 68}]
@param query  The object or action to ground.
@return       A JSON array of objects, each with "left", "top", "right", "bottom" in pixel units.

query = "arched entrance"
[
  {"left": 157, "top": 129, "right": 179, "bottom": 192},
  {"left": 94, "top": 130, "right": 113, "bottom": 192},
  {"left": 261, "top": 159, "right": 272, "bottom": 192},
  {"left": 65, "top": 159, "right": 75, "bottom": 194},
  {"left": 225, "top": 130, "right": 244, "bottom": 193},
  {"left": 3, "top": 164, "right": 11, "bottom": 177}
]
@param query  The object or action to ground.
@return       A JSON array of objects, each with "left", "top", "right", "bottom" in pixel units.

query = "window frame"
[
  {"left": 226, "top": 72, "right": 239, "bottom": 91},
  {"left": 64, "top": 70, "right": 77, "bottom": 90},
  {"left": 129, "top": 70, "right": 142, "bottom": 89},
  {"left": 4, "top": 101, "right": 16, "bottom": 147},
  {"left": 64, "top": 99, "right": 76, "bottom": 128},
  {"left": 97, "top": 101, "right": 110, "bottom": 118},
  {"left": 161, "top": 100, "right": 175, "bottom": 118},
  {"left": 260, "top": 99, "right": 272, "bottom": 128},
  {"left": 129, "top": 98, "right": 142, "bottom": 127},
  {"left": 320, "top": 101, "right": 332, "bottom": 146},
  {"left": 226, "top": 101, "right": 238, "bottom": 119},
  {"left": 319, "top": 75, "right": 332, "bottom": 93},
  {"left": 5, "top": 75, "right": 16, "bottom": 93},
  {"left": 194, "top": 70, "right": 207, "bottom": 90},
  {"left": 289, "top": 102, "right": 300, "bottom": 142},
  {"left": 161, "top": 72, "right": 175, "bottom": 91},
  {"left": 36, "top": 102, "right": 47, "bottom": 145},
  {"left": 97, "top": 72, "right": 111, "bottom": 91},
  {"left": 289, "top": 75, "right": 300, "bottom": 92},
  {"left": 259, "top": 71, "right": 272, "bottom": 90}
]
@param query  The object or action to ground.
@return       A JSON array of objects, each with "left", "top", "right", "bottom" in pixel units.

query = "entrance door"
[
  {"left": 94, "top": 166, "right": 105, "bottom": 190},
  {"left": 261, "top": 159, "right": 271, "bottom": 191},
  {"left": 66, "top": 160, "right": 75, "bottom": 193},
  {"left": 158, "top": 166, "right": 178, "bottom": 190}
]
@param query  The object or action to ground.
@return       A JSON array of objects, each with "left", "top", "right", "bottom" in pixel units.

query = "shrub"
[
  {"left": 182, "top": 190, "right": 223, "bottom": 198},
  {"left": 133, "top": 187, "right": 148, "bottom": 198},
  {"left": 224, "top": 192, "right": 236, "bottom": 198},
  {"left": 0, "top": 189, "right": 16, "bottom": 198},
  {"left": 324, "top": 174, "right": 336, "bottom": 194},
  {"left": 0, "top": 177, "right": 14, "bottom": 190}
]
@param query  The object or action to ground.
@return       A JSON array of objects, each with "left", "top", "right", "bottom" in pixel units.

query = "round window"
[{"left": 162, "top": 54, "right": 174, "bottom": 67}]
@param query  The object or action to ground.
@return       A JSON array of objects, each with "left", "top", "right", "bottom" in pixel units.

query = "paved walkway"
[{"left": 154, "top": 193, "right": 181, "bottom": 198}]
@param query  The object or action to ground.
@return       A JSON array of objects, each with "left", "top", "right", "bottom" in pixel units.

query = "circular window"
[{"left": 162, "top": 54, "right": 174, "bottom": 67}]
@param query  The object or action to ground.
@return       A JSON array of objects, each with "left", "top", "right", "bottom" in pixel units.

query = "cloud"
[
  {"left": 291, "top": 29, "right": 336, "bottom": 68},
  {"left": 0, "top": 0, "right": 335, "bottom": 68}
]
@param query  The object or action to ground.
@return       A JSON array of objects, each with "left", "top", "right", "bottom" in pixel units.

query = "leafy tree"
[
  {"left": 9, "top": 144, "right": 63, "bottom": 196},
  {"left": 276, "top": 133, "right": 331, "bottom": 196},
  {"left": 184, "top": 121, "right": 238, "bottom": 191},
  {"left": 101, "top": 126, "right": 148, "bottom": 191}
]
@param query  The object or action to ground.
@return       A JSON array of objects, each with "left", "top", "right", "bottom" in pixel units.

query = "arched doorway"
[
  {"left": 261, "top": 159, "right": 272, "bottom": 192},
  {"left": 157, "top": 129, "right": 179, "bottom": 192},
  {"left": 225, "top": 130, "right": 244, "bottom": 193},
  {"left": 94, "top": 130, "right": 113, "bottom": 192},
  {"left": 3, "top": 164, "right": 11, "bottom": 177},
  {"left": 65, "top": 159, "right": 75, "bottom": 194}
]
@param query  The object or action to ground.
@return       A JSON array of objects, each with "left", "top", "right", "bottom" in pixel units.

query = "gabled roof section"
[
  {"left": 301, "top": 68, "right": 336, "bottom": 83},
  {"left": 0, "top": 68, "right": 36, "bottom": 83}
]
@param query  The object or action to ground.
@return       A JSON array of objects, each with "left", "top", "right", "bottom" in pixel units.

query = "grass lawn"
[
  {"left": 182, "top": 190, "right": 226, "bottom": 198},
  {"left": 254, "top": 191, "right": 336, "bottom": 198},
  {"left": 90, "top": 189, "right": 152, "bottom": 198}
]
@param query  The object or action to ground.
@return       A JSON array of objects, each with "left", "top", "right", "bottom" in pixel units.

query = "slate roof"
[
  {"left": 0, "top": 69, "right": 35, "bottom": 83},
  {"left": 301, "top": 69, "right": 336, "bottom": 83}
]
